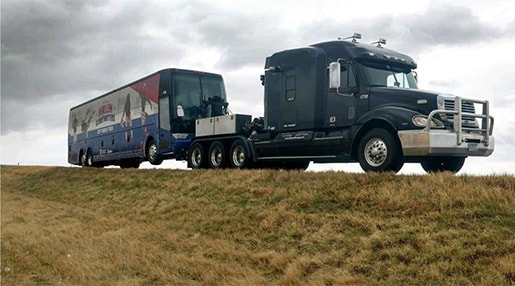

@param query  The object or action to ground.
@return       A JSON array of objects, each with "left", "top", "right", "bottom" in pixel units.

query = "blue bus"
[{"left": 68, "top": 68, "right": 228, "bottom": 168}]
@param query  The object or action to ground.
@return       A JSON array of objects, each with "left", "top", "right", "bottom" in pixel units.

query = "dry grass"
[{"left": 1, "top": 165, "right": 514, "bottom": 285}]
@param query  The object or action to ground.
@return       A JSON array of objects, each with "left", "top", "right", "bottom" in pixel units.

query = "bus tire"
[
  {"left": 85, "top": 149, "right": 93, "bottom": 167},
  {"left": 146, "top": 139, "right": 162, "bottom": 165}
]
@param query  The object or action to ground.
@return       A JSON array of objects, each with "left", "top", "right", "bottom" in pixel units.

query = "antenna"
[
  {"left": 371, "top": 38, "right": 387, "bottom": 47},
  {"left": 338, "top": 33, "right": 362, "bottom": 43}
]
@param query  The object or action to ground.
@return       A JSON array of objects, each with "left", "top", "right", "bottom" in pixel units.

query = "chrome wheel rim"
[
  {"left": 148, "top": 144, "right": 157, "bottom": 161},
  {"left": 232, "top": 145, "right": 246, "bottom": 167},
  {"left": 81, "top": 153, "right": 87, "bottom": 166},
  {"left": 364, "top": 137, "right": 387, "bottom": 167},
  {"left": 210, "top": 146, "right": 223, "bottom": 167},
  {"left": 191, "top": 147, "right": 202, "bottom": 168},
  {"left": 87, "top": 152, "right": 93, "bottom": 166}
]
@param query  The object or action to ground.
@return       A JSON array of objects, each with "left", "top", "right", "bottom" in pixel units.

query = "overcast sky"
[{"left": 1, "top": 0, "right": 514, "bottom": 174}]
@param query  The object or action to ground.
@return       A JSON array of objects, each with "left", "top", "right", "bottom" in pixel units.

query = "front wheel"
[
  {"left": 146, "top": 140, "right": 163, "bottom": 165},
  {"left": 420, "top": 157, "right": 465, "bottom": 173},
  {"left": 357, "top": 128, "right": 404, "bottom": 173}
]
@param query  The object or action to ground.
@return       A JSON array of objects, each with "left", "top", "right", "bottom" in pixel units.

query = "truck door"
[
  {"left": 326, "top": 62, "right": 361, "bottom": 128},
  {"left": 156, "top": 71, "right": 172, "bottom": 152}
]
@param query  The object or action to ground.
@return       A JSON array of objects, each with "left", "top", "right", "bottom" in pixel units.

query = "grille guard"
[{"left": 425, "top": 97, "right": 494, "bottom": 146}]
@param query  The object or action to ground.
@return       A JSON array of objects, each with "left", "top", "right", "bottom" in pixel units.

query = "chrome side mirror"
[{"left": 329, "top": 62, "right": 341, "bottom": 90}]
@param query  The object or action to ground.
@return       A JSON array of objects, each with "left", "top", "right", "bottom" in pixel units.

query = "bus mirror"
[
  {"left": 413, "top": 71, "right": 418, "bottom": 82},
  {"left": 177, "top": 105, "right": 184, "bottom": 117},
  {"left": 329, "top": 62, "right": 341, "bottom": 89}
]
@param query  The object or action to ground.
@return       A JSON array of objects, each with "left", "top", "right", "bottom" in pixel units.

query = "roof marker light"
[
  {"left": 371, "top": 38, "right": 387, "bottom": 47},
  {"left": 339, "top": 33, "right": 362, "bottom": 43}
]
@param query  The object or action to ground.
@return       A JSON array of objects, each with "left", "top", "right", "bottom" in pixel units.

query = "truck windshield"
[{"left": 361, "top": 63, "right": 418, "bottom": 89}]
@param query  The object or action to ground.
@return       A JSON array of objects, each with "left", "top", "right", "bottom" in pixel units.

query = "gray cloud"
[
  {"left": 0, "top": 0, "right": 512, "bottom": 135},
  {"left": 181, "top": 1, "right": 293, "bottom": 69},
  {"left": 0, "top": 0, "right": 289, "bottom": 134},
  {"left": 1, "top": 0, "right": 190, "bottom": 133},
  {"left": 1, "top": 0, "right": 187, "bottom": 99},
  {"left": 297, "top": 3, "right": 503, "bottom": 57}
]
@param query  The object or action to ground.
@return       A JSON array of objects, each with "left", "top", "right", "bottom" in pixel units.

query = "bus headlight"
[{"left": 412, "top": 115, "right": 444, "bottom": 128}]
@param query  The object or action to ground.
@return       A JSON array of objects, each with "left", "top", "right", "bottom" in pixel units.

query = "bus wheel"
[
  {"left": 79, "top": 150, "right": 86, "bottom": 167},
  {"left": 420, "top": 157, "right": 465, "bottom": 174},
  {"left": 229, "top": 139, "right": 251, "bottom": 169},
  {"left": 189, "top": 142, "right": 206, "bottom": 169},
  {"left": 357, "top": 128, "right": 404, "bottom": 173},
  {"left": 208, "top": 141, "right": 226, "bottom": 168},
  {"left": 85, "top": 149, "right": 93, "bottom": 167},
  {"left": 146, "top": 140, "right": 162, "bottom": 165}
]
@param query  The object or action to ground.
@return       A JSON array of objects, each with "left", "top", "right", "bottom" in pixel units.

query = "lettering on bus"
[
  {"left": 96, "top": 103, "right": 115, "bottom": 126},
  {"left": 97, "top": 126, "right": 114, "bottom": 135}
]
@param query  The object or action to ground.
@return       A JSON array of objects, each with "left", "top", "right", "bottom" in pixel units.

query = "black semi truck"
[{"left": 69, "top": 35, "right": 494, "bottom": 173}]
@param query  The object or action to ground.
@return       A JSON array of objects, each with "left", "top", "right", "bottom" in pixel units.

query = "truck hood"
[{"left": 368, "top": 87, "right": 441, "bottom": 114}]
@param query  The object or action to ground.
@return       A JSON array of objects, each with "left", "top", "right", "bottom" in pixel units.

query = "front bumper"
[{"left": 398, "top": 129, "right": 494, "bottom": 157}]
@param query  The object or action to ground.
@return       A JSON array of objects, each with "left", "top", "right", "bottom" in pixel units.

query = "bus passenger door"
[{"left": 158, "top": 90, "right": 173, "bottom": 151}]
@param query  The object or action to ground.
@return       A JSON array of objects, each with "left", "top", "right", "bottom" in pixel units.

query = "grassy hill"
[{"left": 1, "top": 165, "right": 514, "bottom": 285}]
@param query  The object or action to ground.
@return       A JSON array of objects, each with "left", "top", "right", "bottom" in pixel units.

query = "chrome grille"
[{"left": 443, "top": 99, "right": 477, "bottom": 127}]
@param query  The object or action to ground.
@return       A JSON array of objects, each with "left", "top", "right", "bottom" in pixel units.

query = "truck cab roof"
[{"left": 311, "top": 40, "right": 417, "bottom": 70}]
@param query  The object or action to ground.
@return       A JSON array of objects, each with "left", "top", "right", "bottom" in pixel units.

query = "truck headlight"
[{"left": 412, "top": 115, "right": 444, "bottom": 128}]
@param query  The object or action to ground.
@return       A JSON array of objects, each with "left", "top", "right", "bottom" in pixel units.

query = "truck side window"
[{"left": 340, "top": 63, "right": 357, "bottom": 89}]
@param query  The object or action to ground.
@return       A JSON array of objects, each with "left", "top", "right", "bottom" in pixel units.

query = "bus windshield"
[{"left": 173, "top": 74, "right": 227, "bottom": 120}]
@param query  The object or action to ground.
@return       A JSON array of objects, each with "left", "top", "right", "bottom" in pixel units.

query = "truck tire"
[
  {"left": 189, "top": 142, "right": 206, "bottom": 169},
  {"left": 229, "top": 139, "right": 251, "bottom": 169},
  {"left": 420, "top": 157, "right": 465, "bottom": 173},
  {"left": 357, "top": 128, "right": 404, "bottom": 173},
  {"left": 146, "top": 139, "right": 163, "bottom": 165},
  {"left": 208, "top": 141, "right": 226, "bottom": 168}
]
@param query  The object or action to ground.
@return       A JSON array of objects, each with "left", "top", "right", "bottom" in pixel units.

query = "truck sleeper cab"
[{"left": 187, "top": 37, "right": 494, "bottom": 173}]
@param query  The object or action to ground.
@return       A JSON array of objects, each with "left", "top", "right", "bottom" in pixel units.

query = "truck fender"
[
  {"left": 351, "top": 106, "right": 420, "bottom": 158},
  {"left": 356, "top": 106, "right": 420, "bottom": 130}
]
